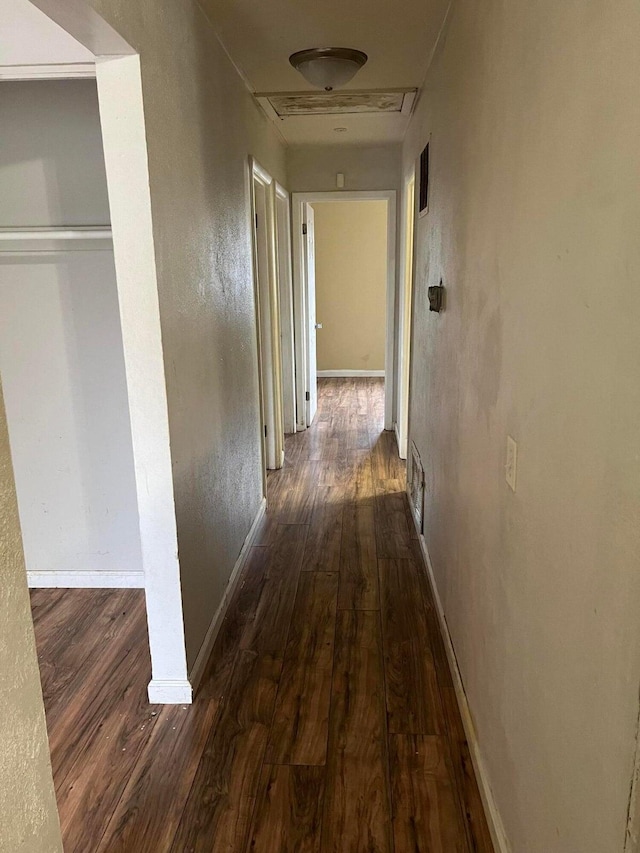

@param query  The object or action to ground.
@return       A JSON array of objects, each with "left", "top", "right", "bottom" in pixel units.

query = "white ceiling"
[
  {"left": 201, "top": 0, "right": 450, "bottom": 145},
  {"left": 0, "top": 0, "right": 93, "bottom": 67}
]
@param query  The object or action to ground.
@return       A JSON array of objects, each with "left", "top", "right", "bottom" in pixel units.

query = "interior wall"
[
  {"left": 83, "top": 0, "right": 288, "bottom": 667},
  {"left": 0, "top": 377, "right": 62, "bottom": 852},
  {"left": 0, "top": 79, "right": 110, "bottom": 226},
  {"left": 0, "top": 80, "right": 141, "bottom": 585},
  {"left": 312, "top": 200, "right": 388, "bottom": 372},
  {"left": 288, "top": 143, "right": 401, "bottom": 193},
  {"left": 403, "top": 1, "right": 640, "bottom": 851}
]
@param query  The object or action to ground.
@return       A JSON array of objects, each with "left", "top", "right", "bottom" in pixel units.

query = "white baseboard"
[
  {"left": 410, "top": 509, "right": 510, "bottom": 853},
  {"left": 187, "top": 497, "right": 267, "bottom": 694},
  {"left": 317, "top": 369, "right": 385, "bottom": 377},
  {"left": 27, "top": 570, "right": 144, "bottom": 588},
  {"left": 147, "top": 678, "right": 192, "bottom": 704},
  {"left": 393, "top": 421, "right": 408, "bottom": 460}
]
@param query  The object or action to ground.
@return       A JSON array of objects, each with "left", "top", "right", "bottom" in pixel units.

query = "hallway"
[{"left": 33, "top": 378, "right": 493, "bottom": 851}]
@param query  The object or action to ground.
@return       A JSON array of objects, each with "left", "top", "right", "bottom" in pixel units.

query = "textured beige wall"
[
  {"left": 312, "top": 201, "right": 388, "bottom": 372},
  {"left": 288, "top": 143, "right": 401, "bottom": 192},
  {"left": 83, "top": 0, "right": 287, "bottom": 666},
  {"left": 403, "top": 1, "right": 640, "bottom": 850},
  {"left": 0, "top": 379, "right": 62, "bottom": 852}
]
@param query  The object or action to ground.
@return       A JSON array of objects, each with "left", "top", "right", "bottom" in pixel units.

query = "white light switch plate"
[{"left": 505, "top": 435, "right": 517, "bottom": 492}]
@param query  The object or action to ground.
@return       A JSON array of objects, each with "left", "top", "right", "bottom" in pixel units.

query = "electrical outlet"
[{"left": 505, "top": 436, "right": 517, "bottom": 492}]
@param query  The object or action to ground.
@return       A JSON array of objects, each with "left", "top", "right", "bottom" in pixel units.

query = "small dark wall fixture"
[{"left": 428, "top": 279, "right": 445, "bottom": 313}]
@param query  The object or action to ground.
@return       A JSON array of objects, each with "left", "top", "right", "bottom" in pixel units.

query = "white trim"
[
  {"left": 27, "top": 570, "right": 144, "bottom": 588},
  {"left": 97, "top": 55, "right": 189, "bottom": 702},
  {"left": 409, "top": 512, "right": 511, "bottom": 853},
  {"left": 292, "top": 199, "right": 307, "bottom": 431},
  {"left": 0, "top": 62, "right": 96, "bottom": 81},
  {"left": 250, "top": 158, "right": 285, "bottom": 472},
  {"left": 317, "top": 369, "right": 385, "bottom": 377},
  {"left": 396, "top": 168, "right": 416, "bottom": 460},
  {"left": 394, "top": 421, "right": 402, "bottom": 454},
  {"left": 188, "top": 497, "right": 267, "bottom": 695},
  {"left": 147, "top": 679, "right": 192, "bottom": 704},
  {"left": 291, "top": 190, "right": 397, "bottom": 432},
  {"left": 274, "top": 183, "right": 296, "bottom": 434}
]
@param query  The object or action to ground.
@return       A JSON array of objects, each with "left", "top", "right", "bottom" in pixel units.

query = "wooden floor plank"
[
  {"left": 321, "top": 610, "right": 392, "bottom": 853},
  {"left": 375, "top": 483, "right": 414, "bottom": 560},
  {"left": 390, "top": 733, "right": 469, "bottom": 852},
  {"left": 240, "top": 525, "right": 308, "bottom": 660},
  {"left": 246, "top": 764, "right": 325, "bottom": 853},
  {"left": 338, "top": 504, "right": 379, "bottom": 610},
  {"left": 266, "top": 571, "right": 339, "bottom": 765},
  {"left": 96, "top": 699, "right": 219, "bottom": 852},
  {"left": 54, "top": 644, "right": 159, "bottom": 852},
  {"left": 302, "top": 485, "right": 343, "bottom": 573},
  {"left": 33, "top": 588, "right": 132, "bottom": 719},
  {"left": 380, "top": 557, "right": 446, "bottom": 735},
  {"left": 201, "top": 545, "right": 270, "bottom": 701},
  {"left": 170, "top": 650, "right": 281, "bottom": 853}
]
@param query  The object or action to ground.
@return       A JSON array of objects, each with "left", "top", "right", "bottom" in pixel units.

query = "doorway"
[
  {"left": 1, "top": 0, "right": 190, "bottom": 706},
  {"left": 292, "top": 190, "right": 397, "bottom": 431},
  {"left": 250, "top": 158, "right": 287, "bottom": 472}
]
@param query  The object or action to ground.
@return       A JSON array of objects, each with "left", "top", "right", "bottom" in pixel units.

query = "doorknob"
[{"left": 315, "top": 322, "right": 323, "bottom": 329}]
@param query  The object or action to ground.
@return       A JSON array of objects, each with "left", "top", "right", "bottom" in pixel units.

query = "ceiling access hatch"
[{"left": 255, "top": 89, "right": 416, "bottom": 119}]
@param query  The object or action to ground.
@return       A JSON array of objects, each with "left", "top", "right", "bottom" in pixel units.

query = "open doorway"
[
  {"left": 250, "top": 158, "right": 287, "bottom": 473},
  {"left": 292, "top": 190, "right": 397, "bottom": 431},
  {"left": 1, "top": 0, "right": 190, "bottom": 702}
]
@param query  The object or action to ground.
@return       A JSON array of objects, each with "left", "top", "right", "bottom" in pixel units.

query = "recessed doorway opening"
[{"left": 292, "top": 190, "right": 397, "bottom": 432}]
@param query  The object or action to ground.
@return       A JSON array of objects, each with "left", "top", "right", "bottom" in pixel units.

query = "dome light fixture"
[{"left": 289, "top": 47, "right": 368, "bottom": 91}]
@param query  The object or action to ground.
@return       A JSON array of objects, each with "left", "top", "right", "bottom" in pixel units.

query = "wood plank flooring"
[{"left": 30, "top": 377, "right": 493, "bottom": 852}]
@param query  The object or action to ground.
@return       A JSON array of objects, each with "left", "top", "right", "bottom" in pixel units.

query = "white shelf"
[{"left": 0, "top": 226, "right": 112, "bottom": 241}]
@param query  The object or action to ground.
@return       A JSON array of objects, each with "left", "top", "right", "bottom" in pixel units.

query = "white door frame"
[
  {"left": 274, "top": 183, "right": 296, "bottom": 434},
  {"left": 395, "top": 167, "right": 416, "bottom": 459},
  {"left": 250, "top": 158, "right": 285, "bottom": 471},
  {"left": 13, "top": 2, "right": 190, "bottom": 703},
  {"left": 292, "top": 190, "right": 397, "bottom": 431}
]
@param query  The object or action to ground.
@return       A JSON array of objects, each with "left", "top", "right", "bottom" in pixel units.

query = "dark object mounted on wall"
[
  {"left": 419, "top": 141, "right": 430, "bottom": 215},
  {"left": 428, "top": 279, "right": 445, "bottom": 313}
]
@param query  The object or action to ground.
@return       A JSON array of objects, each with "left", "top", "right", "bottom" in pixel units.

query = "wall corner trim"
[
  {"left": 147, "top": 679, "right": 193, "bottom": 704},
  {"left": 409, "top": 501, "right": 511, "bottom": 853},
  {"left": 187, "top": 497, "right": 268, "bottom": 695}
]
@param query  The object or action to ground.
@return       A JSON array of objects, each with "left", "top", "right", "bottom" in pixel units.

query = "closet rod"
[{"left": 0, "top": 226, "right": 112, "bottom": 241}]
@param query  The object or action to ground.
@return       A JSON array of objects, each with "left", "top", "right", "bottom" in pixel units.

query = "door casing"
[{"left": 291, "top": 190, "right": 397, "bottom": 431}]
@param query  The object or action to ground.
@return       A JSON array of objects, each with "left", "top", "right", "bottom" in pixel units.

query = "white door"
[{"left": 304, "top": 203, "right": 318, "bottom": 426}]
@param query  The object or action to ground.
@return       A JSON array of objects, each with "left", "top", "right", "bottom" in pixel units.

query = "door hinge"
[
  {"left": 264, "top": 424, "right": 267, "bottom": 437},
  {"left": 255, "top": 213, "right": 259, "bottom": 229},
  {"left": 302, "top": 223, "right": 307, "bottom": 235},
  {"left": 305, "top": 391, "right": 310, "bottom": 401}
]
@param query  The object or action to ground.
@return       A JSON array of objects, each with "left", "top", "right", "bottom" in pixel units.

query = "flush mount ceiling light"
[{"left": 289, "top": 47, "right": 368, "bottom": 91}]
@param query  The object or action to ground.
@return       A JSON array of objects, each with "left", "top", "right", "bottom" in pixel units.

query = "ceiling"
[
  {"left": 0, "top": 0, "right": 93, "bottom": 69},
  {"left": 201, "top": 0, "right": 450, "bottom": 146}
]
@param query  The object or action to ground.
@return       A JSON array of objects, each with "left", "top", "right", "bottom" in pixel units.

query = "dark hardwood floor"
[{"left": 30, "top": 377, "right": 494, "bottom": 852}]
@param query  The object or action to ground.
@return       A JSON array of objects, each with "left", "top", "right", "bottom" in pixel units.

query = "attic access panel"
[{"left": 258, "top": 89, "right": 416, "bottom": 117}]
